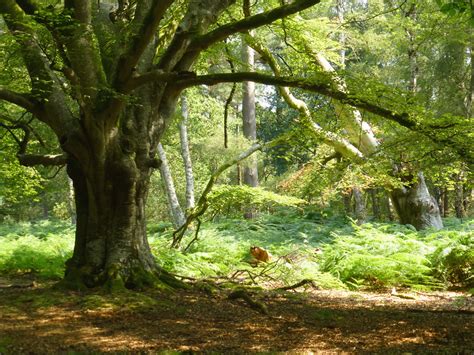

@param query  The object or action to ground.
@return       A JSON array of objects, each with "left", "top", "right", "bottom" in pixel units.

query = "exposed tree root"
[{"left": 57, "top": 261, "right": 188, "bottom": 292}]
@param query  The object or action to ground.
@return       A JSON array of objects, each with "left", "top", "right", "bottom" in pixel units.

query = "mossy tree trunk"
[{"left": 66, "top": 157, "right": 163, "bottom": 289}]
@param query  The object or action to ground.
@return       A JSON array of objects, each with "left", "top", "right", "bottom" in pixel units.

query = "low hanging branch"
[
  {"left": 172, "top": 72, "right": 473, "bottom": 165},
  {"left": 172, "top": 135, "right": 289, "bottom": 249},
  {"left": 1, "top": 116, "right": 67, "bottom": 167},
  {"left": 17, "top": 153, "right": 68, "bottom": 167},
  {"left": 0, "top": 87, "right": 40, "bottom": 116}
]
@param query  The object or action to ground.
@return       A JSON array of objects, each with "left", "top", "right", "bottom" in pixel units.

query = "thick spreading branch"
[
  {"left": 0, "top": 1, "right": 77, "bottom": 135},
  {"left": 177, "top": 72, "right": 416, "bottom": 128},
  {"left": 186, "top": 0, "right": 321, "bottom": 53},
  {"left": 175, "top": 72, "right": 473, "bottom": 164},
  {"left": 62, "top": 1, "right": 107, "bottom": 106},
  {"left": 313, "top": 53, "right": 379, "bottom": 155},
  {"left": 115, "top": 0, "right": 175, "bottom": 88},
  {"left": 0, "top": 87, "right": 40, "bottom": 116},
  {"left": 156, "top": 0, "right": 236, "bottom": 72},
  {"left": 248, "top": 38, "right": 364, "bottom": 160}
]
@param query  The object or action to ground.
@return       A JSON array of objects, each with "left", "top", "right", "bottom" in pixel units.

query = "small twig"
[
  {"left": 183, "top": 218, "right": 202, "bottom": 252},
  {"left": 276, "top": 279, "right": 318, "bottom": 291},
  {"left": 230, "top": 269, "right": 257, "bottom": 284}
]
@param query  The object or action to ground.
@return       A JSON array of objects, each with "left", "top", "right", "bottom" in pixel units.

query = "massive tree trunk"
[
  {"left": 390, "top": 172, "right": 443, "bottom": 230},
  {"left": 65, "top": 155, "right": 166, "bottom": 290},
  {"left": 62, "top": 86, "right": 181, "bottom": 289}
]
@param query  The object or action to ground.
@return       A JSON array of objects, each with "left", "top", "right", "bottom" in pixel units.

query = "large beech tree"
[{"left": 0, "top": 0, "right": 471, "bottom": 289}]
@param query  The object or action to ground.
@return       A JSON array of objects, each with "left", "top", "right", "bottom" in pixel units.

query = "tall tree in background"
[
  {"left": 241, "top": 0, "right": 259, "bottom": 193},
  {"left": 179, "top": 94, "right": 195, "bottom": 211},
  {"left": 157, "top": 143, "right": 185, "bottom": 229}
]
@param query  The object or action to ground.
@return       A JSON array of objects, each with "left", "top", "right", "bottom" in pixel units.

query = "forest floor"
[{"left": 0, "top": 276, "right": 473, "bottom": 354}]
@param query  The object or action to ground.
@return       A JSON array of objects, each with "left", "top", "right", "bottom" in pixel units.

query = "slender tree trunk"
[
  {"left": 342, "top": 189, "right": 352, "bottom": 215},
  {"left": 464, "top": 187, "right": 473, "bottom": 214},
  {"left": 454, "top": 172, "right": 466, "bottom": 218},
  {"left": 67, "top": 177, "right": 76, "bottom": 224},
  {"left": 443, "top": 188, "right": 450, "bottom": 217},
  {"left": 179, "top": 95, "right": 195, "bottom": 210},
  {"left": 433, "top": 186, "right": 443, "bottom": 216},
  {"left": 370, "top": 189, "right": 382, "bottom": 221},
  {"left": 241, "top": 40, "right": 259, "bottom": 189},
  {"left": 336, "top": 0, "right": 346, "bottom": 66},
  {"left": 157, "top": 143, "right": 186, "bottom": 229},
  {"left": 385, "top": 193, "right": 395, "bottom": 221},
  {"left": 241, "top": 19, "right": 258, "bottom": 219}
]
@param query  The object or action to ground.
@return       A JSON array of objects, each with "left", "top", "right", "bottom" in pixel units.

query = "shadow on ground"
[{"left": 0, "top": 280, "right": 472, "bottom": 353}]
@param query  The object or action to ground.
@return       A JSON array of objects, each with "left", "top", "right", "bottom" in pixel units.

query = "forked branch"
[{"left": 115, "top": 0, "right": 175, "bottom": 87}]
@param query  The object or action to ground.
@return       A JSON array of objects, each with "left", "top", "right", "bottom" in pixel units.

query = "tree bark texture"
[
  {"left": 158, "top": 143, "right": 186, "bottom": 229},
  {"left": 390, "top": 172, "right": 443, "bottom": 230},
  {"left": 353, "top": 188, "right": 366, "bottom": 225},
  {"left": 241, "top": 37, "right": 259, "bottom": 189},
  {"left": 179, "top": 95, "right": 196, "bottom": 210}
]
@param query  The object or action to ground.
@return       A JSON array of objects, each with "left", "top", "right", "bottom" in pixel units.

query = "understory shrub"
[
  {"left": 0, "top": 217, "right": 471, "bottom": 290},
  {"left": 0, "top": 220, "right": 74, "bottom": 278}
]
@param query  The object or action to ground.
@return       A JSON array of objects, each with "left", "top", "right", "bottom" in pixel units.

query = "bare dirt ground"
[{"left": 0, "top": 277, "right": 473, "bottom": 353}]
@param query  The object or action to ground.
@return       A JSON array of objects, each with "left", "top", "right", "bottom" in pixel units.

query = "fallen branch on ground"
[
  {"left": 276, "top": 279, "right": 319, "bottom": 291},
  {"left": 228, "top": 289, "right": 269, "bottom": 315}
]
